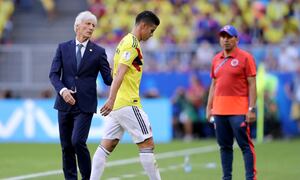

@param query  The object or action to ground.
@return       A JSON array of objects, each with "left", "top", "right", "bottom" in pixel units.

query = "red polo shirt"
[{"left": 210, "top": 47, "right": 256, "bottom": 115}]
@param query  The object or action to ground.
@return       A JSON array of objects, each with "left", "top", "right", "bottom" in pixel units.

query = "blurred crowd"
[
  {"left": 0, "top": 0, "right": 55, "bottom": 44},
  {"left": 88, "top": 0, "right": 300, "bottom": 45},
  {"left": 171, "top": 75, "right": 213, "bottom": 141},
  {"left": 0, "top": 0, "right": 14, "bottom": 44},
  {"left": 1, "top": 0, "right": 300, "bottom": 73},
  {"left": 88, "top": 0, "right": 300, "bottom": 73},
  {"left": 1, "top": 0, "right": 300, "bottom": 45}
]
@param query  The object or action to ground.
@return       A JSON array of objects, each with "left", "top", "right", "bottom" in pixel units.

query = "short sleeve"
[
  {"left": 246, "top": 54, "right": 256, "bottom": 76},
  {"left": 119, "top": 47, "right": 138, "bottom": 66}
]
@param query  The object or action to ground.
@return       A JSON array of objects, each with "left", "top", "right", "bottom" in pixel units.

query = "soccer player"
[
  {"left": 90, "top": 11, "right": 161, "bottom": 180},
  {"left": 206, "top": 25, "right": 257, "bottom": 180}
]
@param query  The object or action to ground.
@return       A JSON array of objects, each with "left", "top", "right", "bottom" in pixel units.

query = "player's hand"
[
  {"left": 100, "top": 99, "right": 114, "bottom": 116},
  {"left": 62, "top": 89, "right": 76, "bottom": 105},
  {"left": 246, "top": 111, "right": 256, "bottom": 123}
]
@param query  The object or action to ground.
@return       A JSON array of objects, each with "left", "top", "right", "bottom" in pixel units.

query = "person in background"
[
  {"left": 286, "top": 67, "right": 300, "bottom": 134},
  {"left": 206, "top": 25, "right": 257, "bottom": 180},
  {"left": 49, "top": 11, "right": 112, "bottom": 180},
  {"left": 172, "top": 86, "right": 198, "bottom": 141},
  {"left": 0, "top": 89, "right": 13, "bottom": 99}
]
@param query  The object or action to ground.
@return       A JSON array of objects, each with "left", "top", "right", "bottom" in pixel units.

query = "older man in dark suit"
[{"left": 49, "top": 11, "right": 112, "bottom": 180}]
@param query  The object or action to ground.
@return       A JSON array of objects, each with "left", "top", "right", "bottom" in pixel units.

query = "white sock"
[
  {"left": 90, "top": 145, "right": 110, "bottom": 180},
  {"left": 139, "top": 148, "right": 161, "bottom": 180}
]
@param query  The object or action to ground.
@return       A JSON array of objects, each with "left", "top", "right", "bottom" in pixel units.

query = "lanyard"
[{"left": 214, "top": 57, "right": 230, "bottom": 75}]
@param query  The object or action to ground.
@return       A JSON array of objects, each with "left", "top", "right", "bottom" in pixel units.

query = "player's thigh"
[
  {"left": 215, "top": 115, "right": 234, "bottom": 146},
  {"left": 117, "top": 106, "right": 153, "bottom": 144},
  {"left": 101, "top": 112, "right": 124, "bottom": 141}
]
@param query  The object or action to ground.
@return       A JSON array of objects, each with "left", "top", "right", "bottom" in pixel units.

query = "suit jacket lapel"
[
  {"left": 78, "top": 41, "right": 93, "bottom": 73},
  {"left": 69, "top": 40, "right": 77, "bottom": 72}
]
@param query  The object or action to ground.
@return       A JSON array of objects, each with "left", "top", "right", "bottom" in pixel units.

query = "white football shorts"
[{"left": 102, "top": 106, "right": 153, "bottom": 143}]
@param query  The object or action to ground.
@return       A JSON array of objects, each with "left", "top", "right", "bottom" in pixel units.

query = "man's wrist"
[
  {"left": 59, "top": 87, "right": 68, "bottom": 96},
  {"left": 248, "top": 107, "right": 256, "bottom": 113}
]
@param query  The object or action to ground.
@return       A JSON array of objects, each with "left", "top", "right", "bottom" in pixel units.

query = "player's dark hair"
[{"left": 135, "top": 10, "right": 160, "bottom": 26}]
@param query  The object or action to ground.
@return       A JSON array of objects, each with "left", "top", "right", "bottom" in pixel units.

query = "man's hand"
[
  {"left": 100, "top": 99, "right": 114, "bottom": 116},
  {"left": 246, "top": 111, "right": 256, "bottom": 123},
  {"left": 62, "top": 89, "right": 76, "bottom": 105},
  {"left": 206, "top": 108, "right": 212, "bottom": 122}
]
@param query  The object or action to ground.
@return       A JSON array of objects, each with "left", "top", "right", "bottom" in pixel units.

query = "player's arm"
[
  {"left": 246, "top": 76, "right": 257, "bottom": 123},
  {"left": 100, "top": 64, "right": 129, "bottom": 116},
  {"left": 206, "top": 78, "right": 216, "bottom": 121}
]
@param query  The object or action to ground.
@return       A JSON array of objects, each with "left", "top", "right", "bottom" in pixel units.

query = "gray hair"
[{"left": 74, "top": 11, "right": 97, "bottom": 32}]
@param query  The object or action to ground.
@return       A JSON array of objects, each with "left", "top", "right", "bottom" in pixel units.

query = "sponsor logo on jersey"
[{"left": 231, "top": 59, "right": 239, "bottom": 67}]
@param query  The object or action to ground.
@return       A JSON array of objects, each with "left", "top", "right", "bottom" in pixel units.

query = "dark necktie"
[{"left": 76, "top": 44, "right": 83, "bottom": 69}]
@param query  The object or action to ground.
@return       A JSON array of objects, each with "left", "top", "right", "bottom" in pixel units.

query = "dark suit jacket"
[{"left": 49, "top": 40, "right": 112, "bottom": 113}]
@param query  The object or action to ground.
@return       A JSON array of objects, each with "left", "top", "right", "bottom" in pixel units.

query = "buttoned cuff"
[{"left": 59, "top": 87, "right": 67, "bottom": 96}]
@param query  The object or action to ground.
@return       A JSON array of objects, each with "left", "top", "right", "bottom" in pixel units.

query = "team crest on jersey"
[
  {"left": 230, "top": 59, "right": 239, "bottom": 67},
  {"left": 123, "top": 51, "right": 131, "bottom": 61}
]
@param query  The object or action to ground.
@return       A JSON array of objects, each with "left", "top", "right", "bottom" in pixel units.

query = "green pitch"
[{"left": 1, "top": 139, "right": 299, "bottom": 180}]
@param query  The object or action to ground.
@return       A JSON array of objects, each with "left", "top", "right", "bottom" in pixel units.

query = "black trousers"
[
  {"left": 214, "top": 115, "right": 257, "bottom": 180},
  {"left": 58, "top": 107, "right": 93, "bottom": 180}
]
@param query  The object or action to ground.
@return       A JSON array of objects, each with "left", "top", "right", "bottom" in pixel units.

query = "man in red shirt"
[{"left": 206, "top": 25, "right": 257, "bottom": 180}]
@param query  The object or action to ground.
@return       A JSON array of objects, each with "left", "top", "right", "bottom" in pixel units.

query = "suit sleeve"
[
  {"left": 49, "top": 44, "right": 65, "bottom": 93},
  {"left": 98, "top": 48, "right": 113, "bottom": 86}
]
